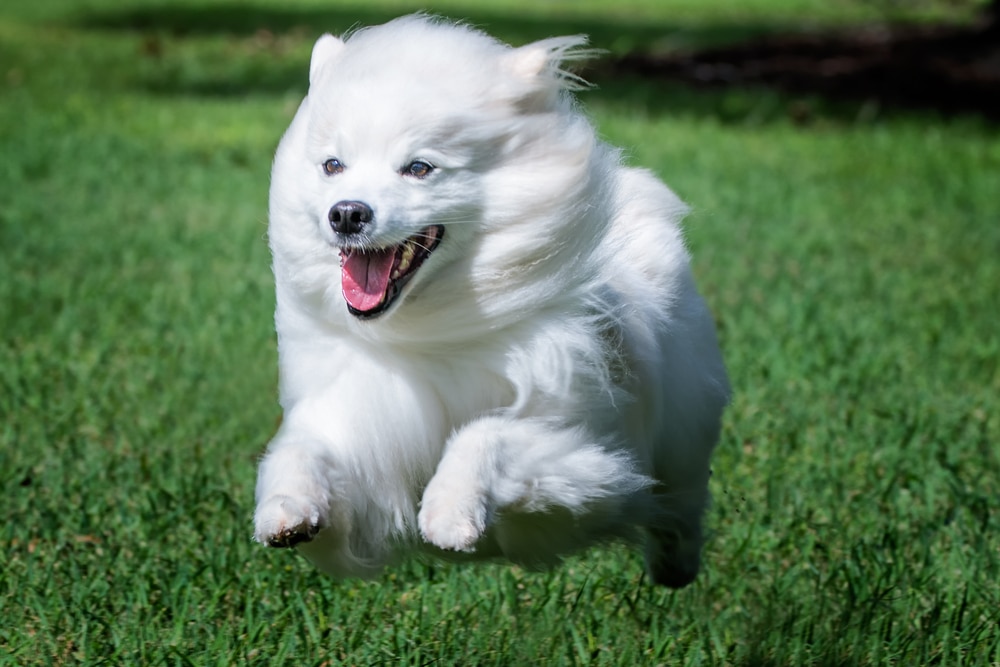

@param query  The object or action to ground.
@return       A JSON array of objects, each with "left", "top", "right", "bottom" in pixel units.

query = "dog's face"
[
  {"left": 300, "top": 132, "right": 462, "bottom": 320},
  {"left": 297, "top": 24, "right": 525, "bottom": 320},
  {"left": 272, "top": 17, "right": 595, "bottom": 324}
]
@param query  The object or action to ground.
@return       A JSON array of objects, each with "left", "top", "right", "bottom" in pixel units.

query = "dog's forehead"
[
  {"left": 327, "top": 57, "right": 491, "bottom": 105},
  {"left": 306, "top": 63, "right": 500, "bottom": 154},
  {"left": 307, "top": 79, "right": 463, "bottom": 148}
]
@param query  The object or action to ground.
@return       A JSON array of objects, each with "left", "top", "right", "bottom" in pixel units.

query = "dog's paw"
[
  {"left": 645, "top": 526, "right": 703, "bottom": 589},
  {"left": 254, "top": 495, "right": 323, "bottom": 548},
  {"left": 418, "top": 479, "right": 488, "bottom": 552}
]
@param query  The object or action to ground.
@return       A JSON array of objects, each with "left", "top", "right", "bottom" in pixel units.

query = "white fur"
[{"left": 254, "top": 15, "right": 730, "bottom": 587}]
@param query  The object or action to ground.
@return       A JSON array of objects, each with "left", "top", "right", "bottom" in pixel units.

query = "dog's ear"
[
  {"left": 506, "top": 43, "right": 552, "bottom": 80},
  {"left": 309, "top": 34, "right": 346, "bottom": 87},
  {"left": 503, "top": 35, "right": 595, "bottom": 106}
]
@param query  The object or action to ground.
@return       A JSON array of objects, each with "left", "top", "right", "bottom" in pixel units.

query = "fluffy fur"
[{"left": 253, "top": 15, "right": 730, "bottom": 587}]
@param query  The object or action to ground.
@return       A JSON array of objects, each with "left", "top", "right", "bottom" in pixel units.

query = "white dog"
[{"left": 253, "top": 15, "right": 730, "bottom": 588}]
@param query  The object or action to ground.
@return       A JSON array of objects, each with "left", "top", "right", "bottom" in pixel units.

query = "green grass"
[{"left": 2, "top": 0, "right": 998, "bottom": 665}]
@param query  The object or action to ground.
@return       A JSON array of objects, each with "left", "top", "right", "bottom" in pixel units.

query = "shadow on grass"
[
  {"left": 70, "top": 2, "right": 834, "bottom": 123},
  {"left": 73, "top": 3, "right": 1000, "bottom": 124},
  {"left": 73, "top": 2, "right": 779, "bottom": 49},
  {"left": 74, "top": 3, "right": 996, "bottom": 124},
  {"left": 72, "top": 4, "right": 998, "bottom": 124},
  {"left": 610, "top": 17, "right": 1000, "bottom": 122}
]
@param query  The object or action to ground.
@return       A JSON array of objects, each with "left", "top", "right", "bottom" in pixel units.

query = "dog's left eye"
[
  {"left": 322, "top": 158, "right": 344, "bottom": 176},
  {"left": 402, "top": 160, "right": 434, "bottom": 179}
]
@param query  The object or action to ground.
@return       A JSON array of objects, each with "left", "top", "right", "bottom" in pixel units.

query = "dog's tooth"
[{"left": 397, "top": 242, "right": 415, "bottom": 274}]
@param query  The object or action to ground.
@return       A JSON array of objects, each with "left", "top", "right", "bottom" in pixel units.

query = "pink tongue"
[{"left": 341, "top": 249, "right": 396, "bottom": 312}]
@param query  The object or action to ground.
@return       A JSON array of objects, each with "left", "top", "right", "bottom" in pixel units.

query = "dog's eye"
[
  {"left": 322, "top": 158, "right": 344, "bottom": 176},
  {"left": 403, "top": 160, "right": 434, "bottom": 179}
]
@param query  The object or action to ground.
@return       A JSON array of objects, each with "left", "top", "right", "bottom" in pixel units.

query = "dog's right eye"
[
  {"left": 322, "top": 158, "right": 344, "bottom": 176},
  {"left": 403, "top": 160, "right": 434, "bottom": 179}
]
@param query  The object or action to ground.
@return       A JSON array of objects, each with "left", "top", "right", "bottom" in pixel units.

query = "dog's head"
[{"left": 270, "top": 15, "right": 604, "bottom": 327}]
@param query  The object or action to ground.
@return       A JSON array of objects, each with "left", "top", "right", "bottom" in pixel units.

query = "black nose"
[{"left": 329, "top": 200, "right": 373, "bottom": 235}]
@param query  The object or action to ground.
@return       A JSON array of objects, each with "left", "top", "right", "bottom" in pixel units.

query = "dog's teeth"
[{"left": 397, "top": 242, "right": 415, "bottom": 275}]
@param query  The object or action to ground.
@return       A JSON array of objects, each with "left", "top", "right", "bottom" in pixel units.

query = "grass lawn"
[{"left": 1, "top": 0, "right": 998, "bottom": 664}]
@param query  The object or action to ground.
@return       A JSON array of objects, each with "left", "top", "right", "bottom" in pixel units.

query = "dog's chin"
[{"left": 339, "top": 225, "right": 445, "bottom": 320}]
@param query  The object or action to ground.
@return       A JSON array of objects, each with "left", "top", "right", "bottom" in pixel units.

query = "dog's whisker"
[{"left": 434, "top": 222, "right": 473, "bottom": 228}]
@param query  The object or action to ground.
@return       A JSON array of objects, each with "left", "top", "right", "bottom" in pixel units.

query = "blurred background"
[{"left": 1, "top": 1, "right": 998, "bottom": 665}]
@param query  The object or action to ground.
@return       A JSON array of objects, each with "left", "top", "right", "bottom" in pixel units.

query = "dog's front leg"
[
  {"left": 418, "top": 416, "right": 650, "bottom": 552},
  {"left": 253, "top": 428, "right": 333, "bottom": 549}
]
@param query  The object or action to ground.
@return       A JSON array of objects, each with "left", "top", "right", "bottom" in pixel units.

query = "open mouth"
[{"left": 339, "top": 225, "right": 444, "bottom": 318}]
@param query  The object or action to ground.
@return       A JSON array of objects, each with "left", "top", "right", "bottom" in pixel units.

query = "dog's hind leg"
[
  {"left": 418, "top": 416, "right": 652, "bottom": 558},
  {"left": 642, "top": 484, "right": 710, "bottom": 588}
]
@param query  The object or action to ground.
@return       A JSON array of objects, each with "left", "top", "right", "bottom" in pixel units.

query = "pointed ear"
[
  {"left": 507, "top": 43, "right": 550, "bottom": 80},
  {"left": 503, "top": 35, "right": 594, "bottom": 92},
  {"left": 309, "top": 33, "right": 346, "bottom": 87}
]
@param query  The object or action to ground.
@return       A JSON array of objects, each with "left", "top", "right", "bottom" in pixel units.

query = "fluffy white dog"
[{"left": 253, "top": 15, "right": 730, "bottom": 588}]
